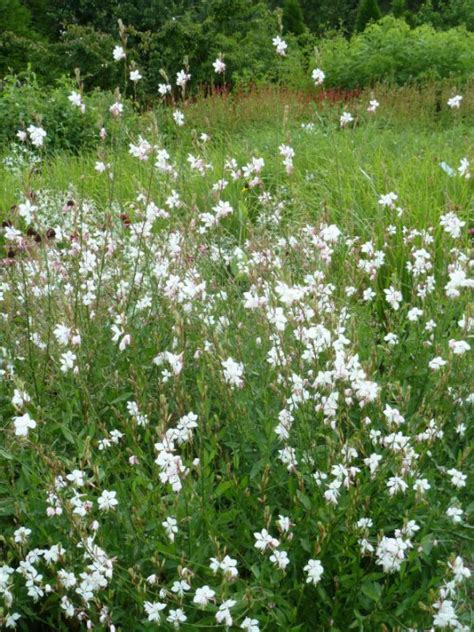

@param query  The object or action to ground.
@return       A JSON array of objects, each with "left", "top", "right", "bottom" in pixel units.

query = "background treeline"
[{"left": 1, "top": 0, "right": 474, "bottom": 94}]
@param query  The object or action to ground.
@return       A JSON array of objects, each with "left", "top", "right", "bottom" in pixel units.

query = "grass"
[{"left": 0, "top": 86, "right": 472, "bottom": 631}]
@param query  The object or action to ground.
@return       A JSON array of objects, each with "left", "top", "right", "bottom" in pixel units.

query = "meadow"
[{"left": 0, "top": 74, "right": 473, "bottom": 631}]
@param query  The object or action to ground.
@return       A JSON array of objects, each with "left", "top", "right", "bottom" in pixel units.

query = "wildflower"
[
  {"left": 222, "top": 357, "right": 244, "bottom": 388},
  {"left": 173, "top": 110, "right": 185, "bottom": 126},
  {"left": 13, "top": 413, "right": 37, "bottom": 437},
  {"left": 60, "top": 351, "right": 77, "bottom": 373},
  {"left": 311, "top": 68, "right": 325, "bottom": 86},
  {"left": 193, "top": 585, "right": 215, "bottom": 607},
  {"left": 27, "top": 125, "right": 46, "bottom": 147},
  {"left": 158, "top": 82, "right": 172, "bottom": 96},
  {"left": 97, "top": 490, "right": 118, "bottom": 512},
  {"left": 162, "top": 516, "right": 178, "bottom": 541},
  {"left": 68, "top": 91, "right": 85, "bottom": 112},
  {"left": 216, "top": 599, "right": 236, "bottom": 626},
  {"left": 413, "top": 478, "right": 430, "bottom": 493},
  {"left": 176, "top": 69, "right": 191, "bottom": 88},
  {"left": 113, "top": 45, "right": 126, "bottom": 61},
  {"left": 367, "top": 99, "right": 379, "bottom": 113},
  {"left": 378, "top": 192, "right": 398, "bottom": 209},
  {"left": 375, "top": 536, "right": 408, "bottom": 573},
  {"left": 440, "top": 212, "right": 465, "bottom": 239},
  {"left": 167, "top": 608, "right": 187, "bottom": 628},
  {"left": 429, "top": 357, "right": 447, "bottom": 371},
  {"left": 129, "top": 69, "right": 142, "bottom": 82},
  {"left": 210, "top": 555, "right": 238, "bottom": 579},
  {"left": 109, "top": 102, "right": 123, "bottom": 117},
  {"left": 5, "top": 613, "right": 21, "bottom": 629},
  {"left": 433, "top": 599, "right": 459, "bottom": 628},
  {"left": 213, "top": 57, "right": 226, "bottom": 74},
  {"left": 446, "top": 507, "right": 463, "bottom": 523},
  {"left": 241, "top": 618, "right": 260, "bottom": 631},
  {"left": 447, "top": 95, "right": 462, "bottom": 109},
  {"left": 13, "top": 527, "right": 31, "bottom": 544},
  {"left": 303, "top": 559, "right": 324, "bottom": 585},
  {"left": 448, "top": 339, "right": 470, "bottom": 355},
  {"left": 340, "top": 111, "right": 354, "bottom": 128},
  {"left": 144, "top": 601, "right": 166, "bottom": 623},
  {"left": 384, "top": 286, "right": 402, "bottom": 310},
  {"left": 272, "top": 35, "right": 287, "bottom": 56},
  {"left": 254, "top": 529, "right": 279, "bottom": 551},
  {"left": 446, "top": 468, "right": 466, "bottom": 489},
  {"left": 458, "top": 157, "right": 470, "bottom": 179},
  {"left": 270, "top": 549, "right": 290, "bottom": 570},
  {"left": 387, "top": 476, "right": 408, "bottom": 495}
]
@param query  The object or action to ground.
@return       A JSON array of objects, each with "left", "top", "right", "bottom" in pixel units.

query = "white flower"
[
  {"left": 144, "top": 601, "right": 166, "bottom": 622},
  {"left": 222, "top": 357, "right": 244, "bottom": 388},
  {"left": 68, "top": 91, "right": 85, "bottom": 112},
  {"left": 433, "top": 599, "right": 459, "bottom": 628},
  {"left": 446, "top": 506, "right": 463, "bottom": 523},
  {"left": 378, "top": 192, "right": 398, "bottom": 209},
  {"left": 272, "top": 35, "right": 287, "bottom": 56},
  {"left": 162, "top": 516, "right": 178, "bottom": 541},
  {"left": 5, "top": 612, "right": 21, "bottom": 629},
  {"left": 13, "top": 413, "right": 37, "bottom": 437},
  {"left": 458, "top": 157, "right": 470, "bottom": 179},
  {"left": 60, "top": 351, "right": 77, "bottom": 373},
  {"left": 97, "top": 490, "right": 118, "bottom": 512},
  {"left": 173, "top": 110, "right": 185, "bottom": 126},
  {"left": 340, "top": 111, "right": 354, "bottom": 127},
  {"left": 384, "top": 286, "right": 402, "bottom": 310},
  {"left": 254, "top": 529, "right": 279, "bottom": 551},
  {"left": 109, "top": 102, "right": 123, "bottom": 117},
  {"left": 215, "top": 600, "right": 236, "bottom": 627},
  {"left": 193, "top": 585, "right": 215, "bottom": 607},
  {"left": 447, "top": 95, "right": 462, "bottom": 109},
  {"left": 158, "top": 83, "right": 172, "bottom": 96},
  {"left": 241, "top": 617, "right": 260, "bottom": 631},
  {"left": 113, "top": 45, "right": 126, "bottom": 61},
  {"left": 375, "top": 536, "right": 408, "bottom": 573},
  {"left": 213, "top": 58, "right": 226, "bottom": 74},
  {"left": 16, "top": 130, "right": 27, "bottom": 142},
  {"left": 270, "top": 549, "right": 290, "bottom": 570},
  {"left": 311, "top": 68, "right": 325, "bottom": 86},
  {"left": 176, "top": 69, "right": 191, "bottom": 88},
  {"left": 167, "top": 608, "right": 187, "bottom": 628},
  {"left": 27, "top": 125, "right": 46, "bottom": 147},
  {"left": 13, "top": 527, "right": 31, "bottom": 544},
  {"left": 303, "top": 559, "right": 324, "bottom": 585},
  {"left": 446, "top": 468, "right": 466, "bottom": 489},
  {"left": 429, "top": 356, "right": 447, "bottom": 371},
  {"left": 448, "top": 339, "right": 470, "bottom": 355},
  {"left": 413, "top": 478, "right": 430, "bottom": 493},
  {"left": 367, "top": 99, "right": 379, "bottom": 113},
  {"left": 440, "top": 212, "right": 465, "bottom": 239},
  {"left": 130, "top": 69, "right": 142, "bottom": 82}
]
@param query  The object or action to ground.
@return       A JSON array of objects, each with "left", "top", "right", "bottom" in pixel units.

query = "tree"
[
  {"left": 355, "top": 0, "right": 382, "bottom": 31},
  {"left": 0, "top": 0, "right": 32, "bottom": 35},
  {"left": 282, "top": 0, "right": 305, "bottom": 35}
]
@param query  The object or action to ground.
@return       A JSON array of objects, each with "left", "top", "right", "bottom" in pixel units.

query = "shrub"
[{"left": 319, "top": 17, "right": 474, "bottom": 88}]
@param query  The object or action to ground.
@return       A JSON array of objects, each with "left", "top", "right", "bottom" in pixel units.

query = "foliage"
[
  {"left": 0, "top": 71, "right": 116, "bottom": 152},
  {"left": 0, "top": 80, "right": 472, "bottom": 631},
  {"left": 318, "top": 17, "right": 474, "bottom": 87},
  {"left": 355, "top": 0, "right": 383, "bottom": 32}
]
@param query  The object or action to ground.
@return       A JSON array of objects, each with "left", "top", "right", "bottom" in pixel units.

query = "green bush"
[
  {"left": 0, "top": 70, "right": 111, "bottom": 152},
  {"left": 318, "top": 16, "right": 474, "bottom": 88}
]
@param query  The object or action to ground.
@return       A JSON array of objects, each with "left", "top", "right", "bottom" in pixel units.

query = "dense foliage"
[
  {"left": 1, "top": 0, "right": 474, "bottom": 94},
  {"left": 0, "top": 75, "right": 472, "bottom": 630}
]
